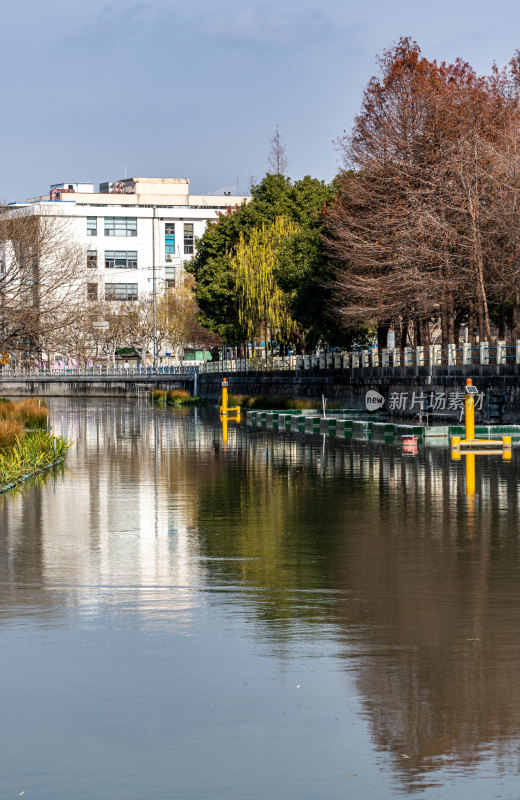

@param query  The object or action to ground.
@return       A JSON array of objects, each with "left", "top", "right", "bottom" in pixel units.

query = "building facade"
[{"left": 17, "top": 176, "right": 248, "bottom": 306}]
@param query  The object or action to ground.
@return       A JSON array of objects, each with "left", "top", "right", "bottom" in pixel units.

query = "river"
[{"left": 1, "top": 397, "right": 520, "bottom": 799}]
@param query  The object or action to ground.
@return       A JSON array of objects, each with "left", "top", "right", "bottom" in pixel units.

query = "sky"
[{"left": 4, "top": 0, "right": 520, "bottom": 202}]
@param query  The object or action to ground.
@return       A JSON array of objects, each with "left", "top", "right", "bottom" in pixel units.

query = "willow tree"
[{"left": 232, "top": 216, "right": 299, "bottom": 354}]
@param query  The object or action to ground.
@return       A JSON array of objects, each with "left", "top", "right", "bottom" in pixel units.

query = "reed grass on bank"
[
  {"left": 150, "top": 389, "right": 201, "bottom": 406},
  {"left": 0, "top": 430, "right": 69, "bottom": 489},
  {"left": 150, "top": 389, "right": 340, "bottom": 410},
  {"left": 227, "top": 395, "right": 342, "bottom": 410},
  {"left": 0, "top": 398, "right": 49, "bottom": 429},
  {"left": 0, "top": 419, "right": 25, "bottom": 449},
  {"left": 0, "top": 398, "right": 69, "bottom": 491}
]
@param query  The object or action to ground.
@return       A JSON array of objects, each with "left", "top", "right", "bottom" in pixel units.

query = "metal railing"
[
  {"left": 0, "top": 364, "right": 198, "bottom": 378},
  {"left": 198, "top": 341, "right": 520, "bottom": 375}
]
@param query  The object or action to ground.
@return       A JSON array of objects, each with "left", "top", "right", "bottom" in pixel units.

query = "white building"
[{"left": 16, "top": 176, "right": 248, "bottom": 306}]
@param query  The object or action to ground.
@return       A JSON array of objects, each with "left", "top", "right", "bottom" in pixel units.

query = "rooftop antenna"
[{"left": 124, "top": 165, "right": 127, "bottom": 179}]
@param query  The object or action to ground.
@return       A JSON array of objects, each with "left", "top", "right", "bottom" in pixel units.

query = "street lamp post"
[{"left": 152, "top": 208, "right": 158, "bottom": 370}]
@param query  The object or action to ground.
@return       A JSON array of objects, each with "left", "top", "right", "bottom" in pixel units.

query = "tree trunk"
[
  {"left": 400, "top": 320, "right": 409, "bottom": 349},
  {"left": 468, "top": 302, "right": 477, "bottom": 346},
  {"left": 513, "top": 292, "right": 520, "bottom": 340},
  {"left": 420, "top": 318, "right": 430, "bottom": 347},
  {"left": 377, "top": 322, "right": 389, "bottom": 349},
  {"left": 453, "top": 308, "right": 465, "bottom": 346},
  {"left": 477, "top": 305, "right": 486, "bottom": 343},
  {"left": 499, "top": 301, "right": 506, "bottom": 341},
  {"left": 441, "top": 310, "right": 448, "bottom": 350},
  {"left": 413, "top": 319, "right": 421, "bottom": 348}
]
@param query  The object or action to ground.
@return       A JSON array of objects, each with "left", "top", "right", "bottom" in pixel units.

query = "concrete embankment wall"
[
  {"left": 199, "top": 365, "right": 520, "bottom": 422},
  {"left": 0, "top": 376, "right": 193, "bottom": 397},
  {"left": 4, "top": 367, "right": 520, "bottom": 421}
]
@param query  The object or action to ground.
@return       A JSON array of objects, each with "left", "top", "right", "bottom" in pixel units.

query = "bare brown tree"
[
  {"left": 328, "top": 38, "right": 520, "bottom": 347},
  {"left": 0, "top": 206, "right": 87, "bottom": 364},
  {"left": 267, "top": 125, "right": 288, "bottom": 176}
]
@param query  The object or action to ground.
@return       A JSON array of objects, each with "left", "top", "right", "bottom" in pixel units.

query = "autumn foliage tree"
[
  {"left": 327, "top": 38, "right": 520, "bottom": 347},
  {"left": 157, "top": 276, "right": 221, "bottom": 360}
]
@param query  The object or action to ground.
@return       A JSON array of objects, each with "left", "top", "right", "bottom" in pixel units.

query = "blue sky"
[{"left": 4, "top": 0, "right": 520, "bottom": 201}]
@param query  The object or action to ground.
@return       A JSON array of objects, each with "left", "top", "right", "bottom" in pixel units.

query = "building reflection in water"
[{"left": 1, "top": 399, "right": 520, "bottom": 791}]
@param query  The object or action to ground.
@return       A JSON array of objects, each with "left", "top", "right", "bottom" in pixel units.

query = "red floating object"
[{"left": 402, "top": 435, "right": 418, "bottom": 454}]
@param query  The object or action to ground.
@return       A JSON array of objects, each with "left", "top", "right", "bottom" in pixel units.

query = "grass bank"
[
  {"left": 0, "top": 399, "right": 69, "bottom": 492},
  {"left": 226, "top": 395, "right": 342, "bottom": 411},
  {"left": 149, "top": 389, "right": 340, "bottom": 411}
]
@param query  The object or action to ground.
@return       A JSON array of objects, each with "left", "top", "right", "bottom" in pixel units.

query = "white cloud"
[{"left": 202, "top": 5, "right": 337, "bottom": 48}]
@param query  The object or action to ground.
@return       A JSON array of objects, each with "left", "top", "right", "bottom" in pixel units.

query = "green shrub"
[
  {"left": 167, "top": 389, "right": 191, "bottom": 404},
  {"left": 228, "top": 395, "right": 252, "bottom": 408},
  {"left": 150, "top": 389, "right": 167, "bottom": 404}
]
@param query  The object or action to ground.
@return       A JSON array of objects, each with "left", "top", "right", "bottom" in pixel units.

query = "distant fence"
[{"left": 199, "top": 341, "right": 520, "bottom": 374}]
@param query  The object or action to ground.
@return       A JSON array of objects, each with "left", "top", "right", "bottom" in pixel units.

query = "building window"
[
  {"left": 87, "top": 283, "right": 98, "bottom": 301},
  {"left": 165, "top": 223, "right": 175, "bottom": 255},
  {"left": 104, "top": 250, "right": 137, "bottom": 269},
  {"left": 87, "top": 250, "right": 97, "bottom": 269},
  {"left": 104, "top": 217, "right": 137, "bottom": 237},
  {"left": 87, "top": 217, "right": 97, "bottom": 236},
  {"left": 105, "top": 283, "right": 138, "bottom": 301},
  {"left": 184, "top": 223, "right": 194, "bottom": 254}
]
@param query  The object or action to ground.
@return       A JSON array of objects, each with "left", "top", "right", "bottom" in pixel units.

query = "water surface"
[{"left": 1, "top": 398, "right": 520, "bottom": 798}]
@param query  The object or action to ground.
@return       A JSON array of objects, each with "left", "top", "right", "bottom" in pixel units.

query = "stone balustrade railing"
[
  {"left": 5, "top": 342, "right": 520, "bottom": 380},
  {"left": 199, "top": 341, "right": 520, "bottom": 374}
]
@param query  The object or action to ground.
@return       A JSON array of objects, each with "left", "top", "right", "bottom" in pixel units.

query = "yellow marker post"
[
  {"left": 222, "top": 413, "right": 228, "bottom": 444},
  {"left": 221, "top": 377, "right": 228, "bottom": 417},
  {"left": 465, "top": 377, "right": 475, "bottom": 441}
]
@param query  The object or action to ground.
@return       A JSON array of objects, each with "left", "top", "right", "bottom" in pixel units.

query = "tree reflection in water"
[{"left": 1, "top": 399, "right": 520, "bottom": 794}]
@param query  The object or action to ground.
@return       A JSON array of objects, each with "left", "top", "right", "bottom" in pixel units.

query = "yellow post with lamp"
[
  {"left": 220, "top": 377, "right": 241, "bottom": 444},
  {"left": 450, "top": 378, "right": 511, "bottom": 452},
  {"left": 465, "top": 377, "right": 475, "bottom": 441}
]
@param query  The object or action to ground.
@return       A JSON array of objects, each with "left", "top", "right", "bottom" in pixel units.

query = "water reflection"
[{"left": 1, "top": 398, "right": 520, "bottom": 797}]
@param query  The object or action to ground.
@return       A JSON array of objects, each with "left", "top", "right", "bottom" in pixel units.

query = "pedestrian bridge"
[{"left": 0, "top": 365, "right": 198, "bottom": 397}]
